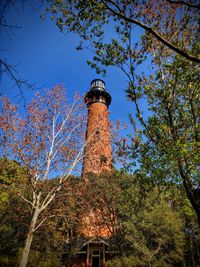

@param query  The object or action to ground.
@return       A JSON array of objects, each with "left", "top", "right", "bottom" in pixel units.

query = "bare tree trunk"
[{"left": 19, "top": 208, "right": 39, "bottom": 267}]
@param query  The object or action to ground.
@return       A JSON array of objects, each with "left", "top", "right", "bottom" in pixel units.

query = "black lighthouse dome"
[
  {"left": 84, "top": 79, "right": 111, "bottom": 107},
  {"left": 90, "top": 79, "right": 106, "bottom": 91}
]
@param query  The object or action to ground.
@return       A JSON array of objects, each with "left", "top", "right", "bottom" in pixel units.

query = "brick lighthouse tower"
[
  {"left": 63, "top": 79, "right": 113, "bottom": 267},
  {"left": 82, "top": 79, "right": 112, "bottom": 178}
]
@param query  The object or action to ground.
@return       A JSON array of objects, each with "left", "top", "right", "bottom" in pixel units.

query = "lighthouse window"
[
  {"left": 100, "top": 155, "right": 107, "bottom": 163},
  {"left": 96, "top": 128, "right": 100, "bottom": 141}
]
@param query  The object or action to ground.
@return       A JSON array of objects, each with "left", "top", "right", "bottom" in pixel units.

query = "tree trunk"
[
  {"left": 177, "top": 160, "right": 200, "bottom": 227},
  {"left": 183, "top": 179, "right": 200, "bottom": 228},
  {"left": 19, "top": 208, "right": 39, "bottom": 267}
]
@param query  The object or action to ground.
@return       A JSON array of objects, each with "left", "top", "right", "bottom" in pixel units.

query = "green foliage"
[
  {"left": 0, "top": 158, "right": 26, "bottom": 207},
  {"left": 129, "top": 52, "right": 200, "bottom": 222},
  {"left": 0, "top": 86, "right": 86, "bottom": 267},
  {"left": 47, "top": 0, "right": 199, "bottom": 79},
  {"left": 46, "top": 1, "right": 200, "bottom": 224},
  {"left": 0, "top": 158, "right": 86, "bottom": 266},
  {"left": 0, "top": 158, "right": 30, "bottom": 266},
  {"left": 84, "top": 171, "right": 189, "bottom": 266},
  {"left": 118, "top": 176, "right": 185, "bottom": 266},
  {"left": 45, "top": 0, "right": 200, "bottom": 228},
  {"left": 0, "top": 160, "right": 199, "bottom": 266}
]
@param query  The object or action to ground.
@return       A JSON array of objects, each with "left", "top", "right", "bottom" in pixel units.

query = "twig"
[
  {"left": 0, "top": 23, "right": 22, "bottom": 29},
  {"left": 18, "top": 193, "right": 35, "bottom": 208}
]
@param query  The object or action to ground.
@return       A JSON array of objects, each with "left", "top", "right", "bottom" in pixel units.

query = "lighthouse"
[
  {"left": 63, "top": 79, "right": 112, "bottom": 267},
  {"left": 82, "top": 79, "right": 112, "bottom": 178}
]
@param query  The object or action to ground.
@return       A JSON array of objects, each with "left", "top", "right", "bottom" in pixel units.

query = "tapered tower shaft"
[{"left": 82, "top": 79, "right": 112, "bottom": 178}]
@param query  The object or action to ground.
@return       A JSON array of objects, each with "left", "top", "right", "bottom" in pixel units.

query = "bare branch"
[
  {"left": 0, "top": 59, "right": 26, "bottom": 103},
  {"left": 54, "top": 101, "right": 77, "bottom": 139},
  {"left": 0, "top": 58, "right": 36, "bottom": 107},
  {"left": 148, "top": 242, "right": 162, "bottom": 265},
  {"left": 18, "top": 193, "right": 35, "bottom": 208},
  {"left": 52, "top": 124, "right": 81, "bottom": 159},
  {"left": 0, "top": 23, "right": 22, "bottom": 29},
  {"left": 33, "top": 214, "right": 66, "bottom": 232},
  {"left": 40, "top": 130, "right": 94, "bottom": 211},
  {"left": 41, "top": 146, "right": 84, "bottom": 212}
]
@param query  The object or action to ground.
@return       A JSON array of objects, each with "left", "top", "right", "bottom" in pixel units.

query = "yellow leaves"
[
  {"left": 0, "top": 192, "right": 9, "bottom": 207},
  {"left": 160, "top": 124, "right": 170, "bottom": 134}
]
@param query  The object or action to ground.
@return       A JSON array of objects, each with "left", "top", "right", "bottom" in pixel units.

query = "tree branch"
[
  {"left": 33, "top": 214, "right": 65, "bottom": 232},
  {"left": 148, "top": 242, "right": 162, "bottom": 265},
  {"left": 101, "top": 1, "right": 200, "bottom": 63},
  {"left": 0, "top": 58, "right": 34, "bottom": 106},
  {"left": 0, "top": 23, "right": 22, "bottom": 29},
  {"left": 0, "top": 59, "right": 25, "bottom": 98},
  {"left": 18, "top": 193, "right": 35, "bottom": 208},
  {"left": 166, "top": 0, "right": 200, "bottom": 9}
]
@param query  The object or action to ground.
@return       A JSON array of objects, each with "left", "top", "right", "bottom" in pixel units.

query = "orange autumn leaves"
[{"left": 0, "top": 85, "right": 86, "bottom": 177}]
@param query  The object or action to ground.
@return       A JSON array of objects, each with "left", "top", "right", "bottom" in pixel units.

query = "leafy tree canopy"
[
  {"left": 83, "top": 171, "right": 200, "bottom": 266},
  {"left": 46, "top": 0, "right": 200, "bottom": 225},
  {"left": 47, "top": 0, "right": 200, "bottom": 66}
]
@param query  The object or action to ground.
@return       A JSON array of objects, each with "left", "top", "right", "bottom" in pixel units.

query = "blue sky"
[
  {"left": 0, "top": 0, "right": 154, "bottom": 172},
  {"left": 0, "top": 1, "right": 154, "bottom": 174},
  {"left": 0, "top": 1, "right": 147, "bottom": 125}
]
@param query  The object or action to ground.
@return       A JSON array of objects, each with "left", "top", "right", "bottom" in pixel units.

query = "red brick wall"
[{"left": 82, "top": 102, "right": 111, "bottom": 178}]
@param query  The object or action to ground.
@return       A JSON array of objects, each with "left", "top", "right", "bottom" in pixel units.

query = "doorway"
[
  {"left": 92, "top": 256, "right": 100, "bottom": 267},
  {"left": 92, "top": 250, "right": 100, "bottom": 267}
]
